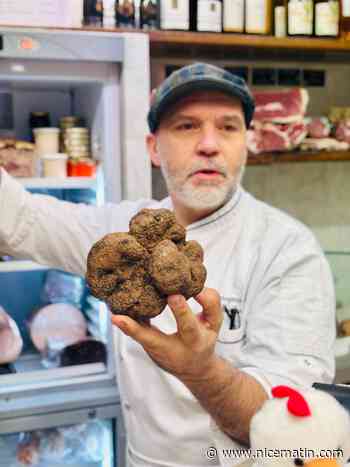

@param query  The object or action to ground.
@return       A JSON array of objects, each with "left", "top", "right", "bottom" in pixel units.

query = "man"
[{"left": 0, "top": 63, "right": 335, "bottom": 467}]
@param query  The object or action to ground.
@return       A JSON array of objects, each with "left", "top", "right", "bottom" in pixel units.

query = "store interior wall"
[{"left": 151, "top": 58, "right": 350, "bottom": 252}]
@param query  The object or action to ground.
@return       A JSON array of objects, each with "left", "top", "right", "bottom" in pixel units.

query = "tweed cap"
[{"left": 147, "top": 62, "right": 255, "bottom": 132}]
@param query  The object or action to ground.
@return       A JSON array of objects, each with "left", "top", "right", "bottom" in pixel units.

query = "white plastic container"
[
  {"left": 34, "top": 128, "right": 60, "bottom": 158},
  {"left": 41, "top": 153, "right": 68, "bottom": 178}
]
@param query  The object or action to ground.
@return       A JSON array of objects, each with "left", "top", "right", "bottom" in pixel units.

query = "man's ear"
[{"left": 146, "top": 133, "right": 161, "bottom": 167}]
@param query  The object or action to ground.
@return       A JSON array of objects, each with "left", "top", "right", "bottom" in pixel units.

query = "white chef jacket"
[{"left": 0, "top": 168, "right": 335, "bottom": 467}]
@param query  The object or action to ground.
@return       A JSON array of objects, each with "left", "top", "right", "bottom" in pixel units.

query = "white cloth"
[{"left": 0, "top": 168, "right": 335, "bottom": 467}]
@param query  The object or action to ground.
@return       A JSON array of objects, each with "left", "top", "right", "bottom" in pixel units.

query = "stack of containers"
[
  {"left": 33, "top": 127, "right": 67, "bottom": 178},
  {"left": 60, "top": 117, "right": 96, "bottom": 177}
]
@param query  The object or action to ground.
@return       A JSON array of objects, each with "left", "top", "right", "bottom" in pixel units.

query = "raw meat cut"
[
  {"left": 0, "top": 306, "right": 23, "bottom": 364},
  {"left": 301, "top": 138, "right": 349, "bottom": 151},
  {"left": 28, "top": 303, "right": 87, "bottom": 353},
  {"left": 306, "top": 117, "right": 331, "bottom": 138},
  {"left": 253, "top": 88, "right": 309, "bottom": 123},
  {"left": 335, "top": 120, "right": 350, "bottom": 144},
  {"left": 247, "top": 121, "right": 307, "bottom": 154}
]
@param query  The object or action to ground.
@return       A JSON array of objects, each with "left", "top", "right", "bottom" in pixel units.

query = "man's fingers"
[
  {"left": 111, "top": 314, "right": 165, "bottom": 349},
  {"left": 195, "top": 288, "right": 223, "bottom": 333},
  {"left": 167, "top": 294, "right": 200, "bottom": 342}
]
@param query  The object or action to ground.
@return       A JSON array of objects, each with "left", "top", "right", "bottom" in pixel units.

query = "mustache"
[{"left": 188, "top": 161, "right": 228, "bottom": 177}]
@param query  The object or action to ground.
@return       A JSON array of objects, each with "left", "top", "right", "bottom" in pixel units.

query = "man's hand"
[{"left": 111, "top": 287, "right": 223, "bottom": 382}]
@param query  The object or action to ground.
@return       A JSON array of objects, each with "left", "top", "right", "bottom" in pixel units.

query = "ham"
[
  {"left": 306, "top": 117, "right": 331, "bottom": 138},
  {"left": 247, "top": 121, "right": 307, "bottom": 154},
  {"left": 28, "top": 303, "right": 87, "bottom": 353},
  {"left": 0, "top": 306, "right": 23, "bottom": 364},
  {"left": 335, "top": 120, "right": 350, "bottom": 144},
  {"left": 253, "top": 88, "right": 309, "bottom": 123}
]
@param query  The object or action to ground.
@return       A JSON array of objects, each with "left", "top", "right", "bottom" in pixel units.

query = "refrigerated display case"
[{"left": 0, "top": 27, "right": 151, "bottom": 465}]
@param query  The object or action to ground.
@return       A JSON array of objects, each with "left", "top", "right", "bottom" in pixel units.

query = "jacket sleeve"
[{"left": 0, "top": 168, "right": 144, "bottom": 276}]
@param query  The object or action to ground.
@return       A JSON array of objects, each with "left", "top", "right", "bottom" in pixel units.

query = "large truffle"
[{"left": 86, "top": 208, "right": 206, "bottom": 319}]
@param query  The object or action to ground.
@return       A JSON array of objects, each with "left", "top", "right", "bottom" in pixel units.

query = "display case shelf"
[
  {"left": 0, "top": 261, "right": 49, "bottom": 272},
  {"left": 16, "top": 177, "right": 97, "bottom": 190}
]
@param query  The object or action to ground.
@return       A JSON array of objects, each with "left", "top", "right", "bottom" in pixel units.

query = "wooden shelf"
[
  {"left": 148, "top": 30, "right": 350, "bottom": 53},
  {"left": 2, "top": 25, "right": 350, "bottom": 55},
  {"left": 248, "top": 150, "right": 350, "bottom": 165}
]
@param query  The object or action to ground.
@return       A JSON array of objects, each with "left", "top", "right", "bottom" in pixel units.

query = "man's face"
[{"left": 147, "top": 91, "right": 248, "bottom": 211}]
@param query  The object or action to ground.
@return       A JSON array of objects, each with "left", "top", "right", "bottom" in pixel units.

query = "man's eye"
[
  {"left": 223, "top": 124, "right": 237, "bottom": 132},
  {"left": 176, "top": 123, "right": 194, "bottom": 130}
]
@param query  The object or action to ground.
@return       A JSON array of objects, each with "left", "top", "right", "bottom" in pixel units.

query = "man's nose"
[{"left": 196, "top": 126, "right": 220, "bottom": 156}]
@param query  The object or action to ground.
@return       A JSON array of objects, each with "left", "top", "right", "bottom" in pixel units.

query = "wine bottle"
[
  {"left": 274, "top": 0, "right": 287, "bottom": 35},
  {"left": 245, "top": 0, "right": 273, "bottom": 33},
  {"left": 314, "top": 0, "right": 339, "bottom": 36},
  {"left": 223, "top": 0, "right": 244, "bottom": 33},
  {"left": 116, "top": 0, "right": 136, "bottom": 27},
  {"left": 287, "top": 0, "right": 313, "bottom": 35},
  {"left": 160, "top": 0, "right": 190, "bottom": 30},
  {"left": 140, "top": 0, "right": 160, "bottom": 29},
  {"left": 197, "top": 0, "right": 223, "bottom": 32},
  {"left": 341, "top": 0, "right": 350, "bottom": 35}
]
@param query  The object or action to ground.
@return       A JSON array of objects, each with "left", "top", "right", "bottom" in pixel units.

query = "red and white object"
[
  {"left": 335, "top": 120, "right": 350, "bottom": 144},
  {"left": 247, "top": 120, "right": 308, "bottom": 154},
  {"left": 28, "top": 303, "right": 87, "bottom": 353},
  {"left": 250, "top": 385, "right": 350, "bottom": 467},
  {"left": 253, "top": 88, "right": 309, "bottom": 123},
  {"left": 306, "top": 117, "right": 332, "bottom": 138},
  {"left": 0, "top": 306, "right": 23, "bottom": 364}
]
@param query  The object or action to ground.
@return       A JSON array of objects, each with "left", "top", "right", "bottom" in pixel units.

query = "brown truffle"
[{"left": 86, "top": 208, "right": 206, "bottom": 319}]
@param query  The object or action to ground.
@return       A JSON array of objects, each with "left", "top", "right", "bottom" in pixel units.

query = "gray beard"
[{"left": 160, "top": 163, "right": 246, "bottom": 211}]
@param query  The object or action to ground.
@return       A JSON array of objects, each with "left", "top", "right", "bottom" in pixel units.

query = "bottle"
[
  {"left": 197, "top": 0, "right": 223, "bottom": 32},
  {"left": 140, "top": 0, "right": 160, "bottom": 28},
  {"left": 83, "top": 0, "right": 103, "bottom": 25},
  {"left": 160, "top": 0, "right": 190, "bottom": 30},
  {"left": 314, "top": 0, "right": 339, "bottom": 36},
  {"left": 29, "top": 112, "right": 51, "bottom": 142},
  {"left": 103, "top": 0, "right": 117, "bottom": 26},
  {"left": 274, "top": 0, "right": 287, "bottom": 35},
  {"left": 341, "top": 0, "right": 350, "bottom": 35},
  {"left": 223, "top": 0, "right": 244, "bottom": 33},
  {"left": 287, "top": 0, "right": 313, "bottom": 35},
  {"left": 116, "top": 0, "right": 136, "bottom": 27},
  {"left": 245, "top": 0, "right": 272, "bottom": 33}
]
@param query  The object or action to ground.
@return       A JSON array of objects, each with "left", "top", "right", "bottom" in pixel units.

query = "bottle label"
[
  {"left": 161, "top": 0, "right": 189, "bottom": 29},
  {"left": 197, "top": 0, "right": 222, "bottom": 31},
  {"left": 288, "top": 0, "right": 313, "bottom": 34},
  {"left": 315, "top": 1, "right": 339, "bottom": 35},
  {"left": 117, "top": 0, "right": 135, "bottom": 26},
  {"left": 223, "top": 0, "right": 244, "bottom": 31},
  {"left": 274, "top": 5, "right": 287, "bottom": 35},
  {"left": 245, "top": 0, "right": 270, "bottom": 33},
  {"left": 343, "top": 0, "right": 350, "bottom": 16}
]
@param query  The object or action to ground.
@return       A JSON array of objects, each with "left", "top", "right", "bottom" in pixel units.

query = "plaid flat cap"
[{"left": 147, "top": 62, "right": 255, "bottom": 132}]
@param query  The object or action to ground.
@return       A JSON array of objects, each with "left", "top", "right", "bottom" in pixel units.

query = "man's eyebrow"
[
  {"left": 219, "top": 115, "right": 244, "bottom": 124},
  {"left": 169, "top": 113, "right": 198, "bottom": 122}
]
